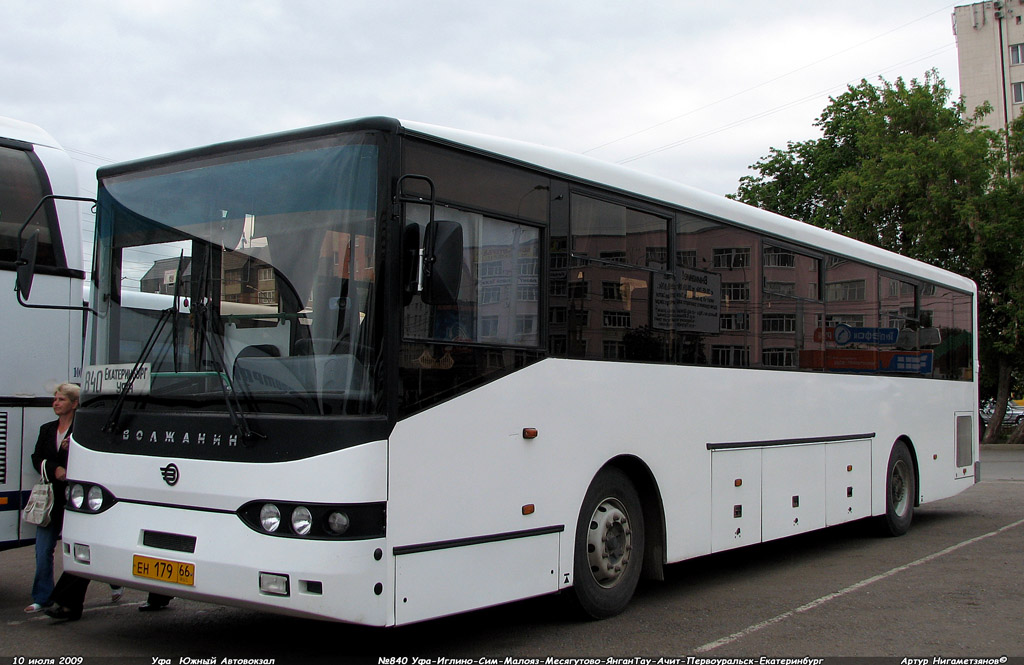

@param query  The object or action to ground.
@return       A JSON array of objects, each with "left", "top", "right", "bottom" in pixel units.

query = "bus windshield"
[{"left": 85, "top": 133, "right": 382, "bottom": 416}]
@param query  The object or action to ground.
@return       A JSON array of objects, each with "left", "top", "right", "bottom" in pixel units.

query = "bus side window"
[
  {"left": 0, "top": 145, "right": 59, "bottom": 267},
  {"left": 399, "top": 204, "right": 543, "bottom": 414},
  {"left": 565, "top": 193, "right": 670, "bottom": 362}
]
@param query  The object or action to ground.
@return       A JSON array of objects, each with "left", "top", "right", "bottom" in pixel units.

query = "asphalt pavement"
[{"left": 1, "top": 445, "right": 1022, "bottom": 664}]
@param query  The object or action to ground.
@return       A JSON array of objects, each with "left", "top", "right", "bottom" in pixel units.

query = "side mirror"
[
  {"left": 12, "top": 194, "right": 97, "bottom": 314},
  {"left": 15, "top": 230, "right": 40, "bottom": 301},
  {"left": 421, "top": 220, "right": 463, "bottom": 305}
]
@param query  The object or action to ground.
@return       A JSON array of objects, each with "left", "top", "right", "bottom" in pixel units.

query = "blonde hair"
[{"left": 55, "top": 382, "right": 81, "bottom": 404}]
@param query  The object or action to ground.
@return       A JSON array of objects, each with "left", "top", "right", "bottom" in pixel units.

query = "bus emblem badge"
[{"left": 160, "top": 464, "right": 180, "bottom": 486}]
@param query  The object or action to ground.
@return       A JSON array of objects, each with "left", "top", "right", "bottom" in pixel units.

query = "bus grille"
[{"left": 143, "top": 530, "right": 197, "bottom": 553}]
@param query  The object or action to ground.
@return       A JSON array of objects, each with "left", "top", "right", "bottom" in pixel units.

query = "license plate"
[{"left": 132, "top": 554, "right": 195, "bottom": 586}]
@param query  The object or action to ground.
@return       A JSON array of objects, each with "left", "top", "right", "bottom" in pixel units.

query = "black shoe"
[
  {"left": 44, "top": 605, "right": 82, "bottom": 621},
  {"left": 138, "top": 602, "right": 168, "bottom": 612}
]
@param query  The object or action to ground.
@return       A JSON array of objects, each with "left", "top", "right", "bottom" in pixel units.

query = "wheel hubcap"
[
  {"left": 586, "top": 497, "right": 632, "bottom": 588},
  {"left": 891, "top": 459, "right": 910, "bottom": 515}
]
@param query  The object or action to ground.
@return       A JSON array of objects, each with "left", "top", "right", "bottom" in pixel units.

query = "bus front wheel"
[
  {"left": 571, "top": 467, "right": 645, "bottom": 619},
  {"left": 881, "top": 441, "right": 915, "bottom": 536}
]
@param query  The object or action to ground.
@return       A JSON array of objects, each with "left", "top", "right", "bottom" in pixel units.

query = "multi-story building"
[
  {"left": 954, "top": 0, "right": 1024, "bottom": 129},
  {"left": 139, "top": 256, "right": 191, "bottom": 296}
]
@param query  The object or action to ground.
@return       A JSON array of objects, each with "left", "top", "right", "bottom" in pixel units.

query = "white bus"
[
  {"left": 58, "top": 117, "right": 978, "bottom": 624},
  {"left": 0, "top": 117, "right": 86, "bottom": 550}
]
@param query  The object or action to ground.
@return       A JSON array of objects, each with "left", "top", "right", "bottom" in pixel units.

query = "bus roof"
[
  {"left": 96, "top": 116, "right": 975, "bottom": 294},
  {"left": 0, "top": 115, "right": 64, "bottom": 149}
]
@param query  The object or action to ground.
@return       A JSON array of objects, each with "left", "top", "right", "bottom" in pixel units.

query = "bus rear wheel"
[
  {"left": 571, "top": 467, "right": 645, "bottom": 619},
  {"left": 881, "top": 441, "right": 915, "bottom": 536}
]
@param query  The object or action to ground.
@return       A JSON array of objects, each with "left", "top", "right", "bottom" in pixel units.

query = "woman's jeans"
[{"left": 32, "top": 521, "right": 60, "bottom": 605}]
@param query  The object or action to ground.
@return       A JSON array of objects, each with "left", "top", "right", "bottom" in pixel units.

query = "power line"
[
  {"left": 65, "top": 146, "right": 116, "bottom": 165},
  {"left": 584, "top": 3, "right": 956, "bottom": 157},
  {"left": 616, "top": 43, "right": 955, "bottom": 165}
]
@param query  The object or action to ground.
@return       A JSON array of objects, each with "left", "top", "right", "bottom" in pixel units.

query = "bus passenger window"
[
  {"left": 0, "top": 145, "right": 59, "bottom": 266},
  {"left": 403, "top": 204, "right": 541, "bottom": 348},
  {"left": 565, "top": 194, "right": 670, "bottom": 362},
  {"left": 399, "top": 204, "right": 545, "bottom": 415}
]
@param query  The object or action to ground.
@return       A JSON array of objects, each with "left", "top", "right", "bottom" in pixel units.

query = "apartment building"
[{"left": 955, "top": 0, "right": 1024, "bottom": 129}]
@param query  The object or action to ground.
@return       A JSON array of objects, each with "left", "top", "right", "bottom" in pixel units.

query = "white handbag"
[{"left": 22, "top": 462, "right": 55, "bottom": 527}]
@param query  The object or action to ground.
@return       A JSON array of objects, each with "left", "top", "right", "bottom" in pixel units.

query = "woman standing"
[
  {"left": 23, "top": 383, "right": 123, "bottom": 614},
  {"left": 24, "top": 383, "right": 78, "bottom": 613}
]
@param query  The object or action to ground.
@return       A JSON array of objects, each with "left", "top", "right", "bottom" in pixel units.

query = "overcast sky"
[{"left": 4, "top": 0, "right": 962, "bottom": 249}]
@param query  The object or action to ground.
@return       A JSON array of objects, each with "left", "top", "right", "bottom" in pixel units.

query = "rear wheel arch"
[
  {"left": 896, "top": 436, "right": 921, "bottom": 508},
  {"left": 569, "top": 456, "right": 665, "bottom": 619},
  {"left": 881, "top": 437, "right": 919, "bottom": 536},
  {"left": 605, "top": 455, "right": 666, "bottom": 582}
]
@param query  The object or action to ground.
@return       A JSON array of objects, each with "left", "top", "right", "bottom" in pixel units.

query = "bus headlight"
[
  {"left": 64, "top": 481, "right": 116, "bottom": 514},
  {"left": 259, "top": 504, "right": 282, "bottom": 533},
  {"left": 69, "top": 484, "right": 85, "bottom": 510},
  {"left": 87, "top": 485, "right": 105, "bottom": 512},
  {"left": 291, "top": 506, "right": 312, "bottom": 536}
]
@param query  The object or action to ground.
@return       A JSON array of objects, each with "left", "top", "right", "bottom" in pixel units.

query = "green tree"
[
  {"left": 977, "top": 125, "right": 1024, "bottom": 443},
  {"left": 732, "top": 70, "right": 1024, "bottom": 443}
]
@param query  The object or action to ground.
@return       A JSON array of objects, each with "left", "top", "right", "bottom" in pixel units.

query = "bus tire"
[
  {"left": 881, "top": 441, "right": 915, "bottom": 536},
  {"left": 571, "top": 467, "right": 645, "bottom": 619}
]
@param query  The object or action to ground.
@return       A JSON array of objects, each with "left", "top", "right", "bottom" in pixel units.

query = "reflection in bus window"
[
  {"left": 399, "top": 204, "right": 544, "bottom": 414},
  {"left": 924, "top": 284, "right": 973, "bottom": 380},
  {"left": 762, "top": 243, "right": 822, "bottom": 371},
  {"left": 403, "top": 204, "right": 540, "bottom": 347},
  {"left": 563, "top": 194, "right": 670, "bottom": 362}
]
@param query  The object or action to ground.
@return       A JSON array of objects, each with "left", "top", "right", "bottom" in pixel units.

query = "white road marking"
[{"left": 695, "top": 516, "right": 1024, "bottom": 653}]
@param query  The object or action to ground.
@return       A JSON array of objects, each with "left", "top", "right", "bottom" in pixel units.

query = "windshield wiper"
[
  {"left": 102, "top": 306, "right": 174, "bottom": 433},
  {"left": 103, "top": 259, "right": 262, "bottom": 442},
  {"left": 103, "top": 257, "right": 188, "bottom": 433},
  {"left": 102, "top": 299, "right": 263, "bottom": 442},
  {"left": 172, "top": 250, "right": 184, "bottom": 373},
  {"left": 191, "top": 298, "right": 264, "bottom": 444}
]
